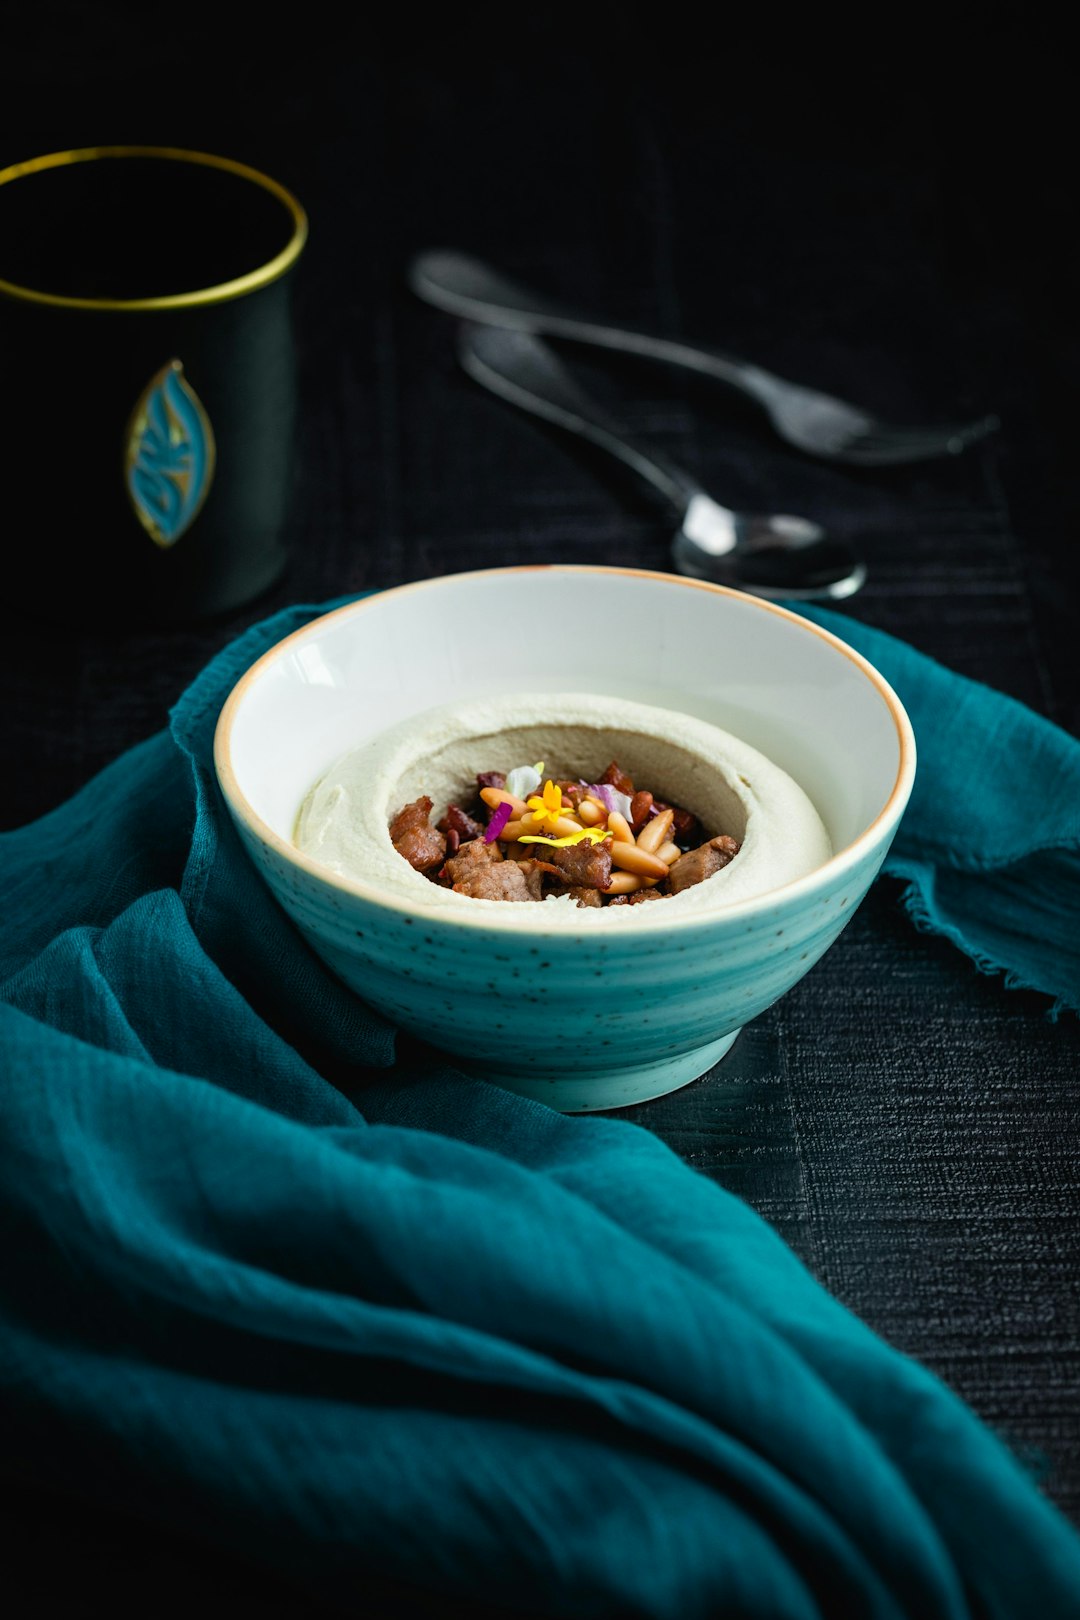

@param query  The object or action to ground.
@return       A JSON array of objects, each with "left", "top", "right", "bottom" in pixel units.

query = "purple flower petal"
[{"left": 584, "top": 783, "right": 633, "bottom": 822}]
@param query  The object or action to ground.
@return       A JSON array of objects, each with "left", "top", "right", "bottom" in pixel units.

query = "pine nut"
[
  {"left": 608, "top": 811, "right": 635, "bottom": 845},
  {"left": 655, "top": 840, "right": 681, "bottom": 865},
  {"left": 577, "top": 799, "right": 604, "bottom": 826},
  {"left": 610, "top": 842, "right": 670, "bottom": 879},
  {"left": 503, "top": 814, "right": 583, "bottom": 842},
  {"left": 636, "top": 807, "right": 674, "bottom": 854},
  {"left": 480, "top": 786, "right": 528, "bottom": 817},
  {"left": 606, "top": 871, "right": 647, "bottom": 895},
  {"left": 543, "top": 815, "right": 585, "bottom": 840}
]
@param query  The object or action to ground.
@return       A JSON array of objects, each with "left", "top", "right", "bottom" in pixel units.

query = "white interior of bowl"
[{"left": 221, "top": 570, "right": 910, "bottom": 871}]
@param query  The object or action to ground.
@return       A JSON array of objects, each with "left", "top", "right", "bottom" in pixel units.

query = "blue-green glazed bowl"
[{"left": 214, "top": 568, "right": 915, "bottom": 1110}]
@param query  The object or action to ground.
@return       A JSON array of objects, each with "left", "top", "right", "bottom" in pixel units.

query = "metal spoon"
[{"left": 457, "top": 323, "right": 866, "bottom": 602}]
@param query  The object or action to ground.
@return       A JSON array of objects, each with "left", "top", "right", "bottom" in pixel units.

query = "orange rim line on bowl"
[{"left": 212, "top": 565, "right": 917, "bottom": 934}]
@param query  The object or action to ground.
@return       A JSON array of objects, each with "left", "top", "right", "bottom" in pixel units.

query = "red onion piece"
[{"left": 484, "top": 800, "right": 513, "bottom": 843}]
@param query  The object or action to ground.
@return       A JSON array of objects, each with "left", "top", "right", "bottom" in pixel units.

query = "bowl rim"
[{"left": 213, "top": 565, "right": 917, "bottom": 934}]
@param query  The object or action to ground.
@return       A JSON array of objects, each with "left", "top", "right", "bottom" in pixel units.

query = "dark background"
[{"left": 2, "top": 11, "right": 1078, "bottom": 1613}]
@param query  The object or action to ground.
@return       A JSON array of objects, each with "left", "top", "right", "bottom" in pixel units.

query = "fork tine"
[
  {"left": 838, "top": 414, "right": 1000, "bottom": 465},
  {"left": 844, "top": 437, "right": 974, "bottom": 459},
  {"left": 857, "top": 416, "right": 999, "bottom": 448},
  {"left": 842, "top": 444, "right": 972, "bottom": 466}
]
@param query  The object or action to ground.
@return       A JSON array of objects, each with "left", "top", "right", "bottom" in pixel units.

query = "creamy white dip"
[{"left": 295, "top": 693, "right": 832, "bottom": 923}]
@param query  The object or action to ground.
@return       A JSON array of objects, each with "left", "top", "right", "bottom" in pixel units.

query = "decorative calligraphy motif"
[{"left": 124, "top": 360, "right": 215, "bottom": 547}]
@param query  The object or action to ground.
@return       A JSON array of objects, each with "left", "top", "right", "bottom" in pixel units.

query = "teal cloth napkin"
[
  {"left": 2, "top": 598, "right": 1079, "bottom": 1619},
  {"left": 801, "top": 606, "right": 1080, "bottom": 1018}
]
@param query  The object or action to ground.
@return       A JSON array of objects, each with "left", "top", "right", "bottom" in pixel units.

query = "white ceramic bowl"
[{"left": 214, "top": 567, "right": 915, "bottom": 1110}]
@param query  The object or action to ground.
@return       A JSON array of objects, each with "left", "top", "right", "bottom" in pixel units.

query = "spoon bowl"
[
  {"left": 675, "top": 495, "right": 866, "bottom": 601},
  {"left": 457, "top": 323, "right": 866, "bottom": 604}
]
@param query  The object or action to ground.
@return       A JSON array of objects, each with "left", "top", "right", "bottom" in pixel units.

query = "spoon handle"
[
  {"left": 457, "top": 324, "right": 705, "bottom": 514},
  {"left": 413, "top": 250, "right": 776, "bottom": 403}
]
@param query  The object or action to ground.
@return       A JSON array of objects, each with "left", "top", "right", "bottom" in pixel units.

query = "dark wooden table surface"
[{"left": 2, "top": 20, "right": 1078, "bottom": 1610}]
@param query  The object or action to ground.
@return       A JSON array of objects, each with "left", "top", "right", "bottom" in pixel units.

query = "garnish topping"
[
  {"left": 505, "top": 760, "right": 545, "bottom": 799},
  {"left": 484, "top": 800, "right": 513, "bottom": 843},
  {"left": 389, "top": 755, "right": 726, "bottom": 907},
  {"left": 584, "top": 782, "right": 634, "bottom": 822},
  {"left": 519, "top": 827, "right": 612, "bottom": 848},
  {"left": 526, "top": 779, "right": 566, "bottom": 834}
]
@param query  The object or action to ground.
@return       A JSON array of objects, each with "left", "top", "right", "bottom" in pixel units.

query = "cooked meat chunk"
[
  {"left": 389, "top": 796, "right": 446, "bottom": 873},
  {"left": 515, "top": 858, "right": 563, "bottom": 902},
  {"left": 476, "top": 771, "right": 506, "bottom": 791},
  {"left": 667, "top": 834, "right": 739, "bottom": 894},
  {"left": 548, "top": 840, "right": 613, "bottom": 891},
  {"left": 389, "top": 795, "right": 434, "bottom": 841},
  {"left": 442, "top": 838, "right": 503, "bottom": 885},
  {"left": 452, "top": 860, "right": 538, "bottom": 902},
  {"left": 600, "top": 760, "right": 635, "bottom": 796},
  {"left": 652, "top": 801, "right": 700, "bottom": 849},
  {"left": 607, "top": 888, "right": 664, "bottom": 907},
  {"left": 562, "top": 885, "right": 603, "bottom": 908},
  {"left": 671, "top": 807, "right": 700, "bottom": 846},
  {"left": 438, "top": 803, "right": 485, "bottom": 843},
  {"left": 520, "top": 862, "right": 545, "bottom": 902}
]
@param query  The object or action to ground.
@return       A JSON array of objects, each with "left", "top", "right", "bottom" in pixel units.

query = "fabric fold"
[
  {"left": 802, "top": 605, "right": 1080, "bottom": 1016},
  {"left": 2, "top": 596, "right": 1078, "bottom": 1618}
]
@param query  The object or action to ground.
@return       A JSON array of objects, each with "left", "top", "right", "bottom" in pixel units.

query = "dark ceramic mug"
[{"left": 0, "top": 146, "right": 307, "bottom": 622}]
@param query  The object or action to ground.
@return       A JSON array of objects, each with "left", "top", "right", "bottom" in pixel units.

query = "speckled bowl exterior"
[{"left": 214, "top": 568, "right": 916, "bottom": 1111}]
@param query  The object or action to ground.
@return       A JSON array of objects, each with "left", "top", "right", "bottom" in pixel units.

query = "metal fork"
[{"left": 410, "top": 250, "right": 1000, "bottom": 467}]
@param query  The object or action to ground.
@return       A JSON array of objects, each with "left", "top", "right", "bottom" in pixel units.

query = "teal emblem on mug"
[{"left": 124, "top": 360, "right": 216, "bottom": 548}]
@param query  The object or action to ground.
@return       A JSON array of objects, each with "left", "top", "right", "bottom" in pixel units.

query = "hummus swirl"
[{"left": 295, "top": 693, "right": 832, "bottom": 922}]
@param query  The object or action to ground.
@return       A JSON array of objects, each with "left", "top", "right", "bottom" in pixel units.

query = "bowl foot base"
[{"left": 462, "top": 1029, "right": 742, "bottom": 1113}]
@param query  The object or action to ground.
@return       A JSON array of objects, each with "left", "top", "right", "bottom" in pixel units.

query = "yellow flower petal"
[
  {"left": 519, "top": 828, "right": 611, "bottom": 848},
  {"left": 526, "top": 779, "right": 566, "bottom": 834}
]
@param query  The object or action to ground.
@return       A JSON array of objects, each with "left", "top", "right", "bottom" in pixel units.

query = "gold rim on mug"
[{"left": 0, "top": 146, "right": 308, "bottom": 312}]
